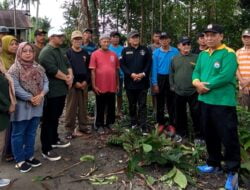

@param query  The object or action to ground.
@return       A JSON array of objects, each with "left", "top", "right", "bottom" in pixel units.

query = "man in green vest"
[{"left": 193, "top": 24, "right": 240, "bottom": 190}]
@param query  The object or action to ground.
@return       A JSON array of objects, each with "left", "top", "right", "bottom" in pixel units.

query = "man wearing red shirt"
[{"left": 89, "top": 34, "right": 119, "bottom": 134}]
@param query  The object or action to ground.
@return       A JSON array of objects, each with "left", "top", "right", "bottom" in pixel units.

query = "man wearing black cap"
[
  {"left": 120, "top": 31, "right": 152, "bottom": 133},
  {"left": 192, "top": 32, "right": 207, "bottom": 54},
  {"left": 81, "top": 28, "right": 97, "bottom": 55},
  {"left": 193, "top": 24, "right": 240, "bottom": 190},
  {"left": 169, "top": 36, "right": 200, "bottom": 142},
  {"left": 33, "top": 29, "right": 47, "bottom": 62},
  {"left": 151, "top": 32, "right": 179, "bottom": 134}
]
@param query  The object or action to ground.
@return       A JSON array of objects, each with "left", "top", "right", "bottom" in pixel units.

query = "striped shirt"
[{"left": 236, "top": 47, "right": 250, "bottom": 88}]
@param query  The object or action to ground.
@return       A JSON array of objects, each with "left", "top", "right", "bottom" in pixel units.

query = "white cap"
[
  {"left": 99, "top": 33, "right": 110, "bottom": 41},
  {"left": 48, "top": 28, "right": 64, "bottom": 38}
]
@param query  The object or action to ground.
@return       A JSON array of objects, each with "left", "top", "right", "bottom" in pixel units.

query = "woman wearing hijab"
[
  {"left": 8, "top": 42, "right": 49, "bottom": 173},
  {"left": 0, "top": 35, "right": 18, "bottom": 162},
  {"left": 0, "top": 58, "right": 15, "bottom": 187}
]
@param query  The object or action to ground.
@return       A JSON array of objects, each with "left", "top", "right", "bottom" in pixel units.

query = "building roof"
[{"left": 0, "top": 10, "right": 32, "bottom": 29}]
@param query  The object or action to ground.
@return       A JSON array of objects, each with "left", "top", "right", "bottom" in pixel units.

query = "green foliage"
[
  {"left": 89, "top": 175, "right": 118, "bottom": 185},
  {"left": 80, "top": 155, "right": 95, "bottom": 162},
  {"left": 0, "top": 0, "right": 10, "bottom": 10}
]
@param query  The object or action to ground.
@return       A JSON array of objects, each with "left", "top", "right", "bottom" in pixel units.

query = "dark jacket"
[
  {"left": 0, "top": 73, "right": 10, "bottom": 131},
  {"left": 120, "top": 45, "right": 152, "bottom": 90}
]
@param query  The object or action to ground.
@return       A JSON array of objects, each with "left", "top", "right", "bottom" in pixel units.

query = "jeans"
[{"left": 11, "top": 117, "right": 40, "bottom": 163}]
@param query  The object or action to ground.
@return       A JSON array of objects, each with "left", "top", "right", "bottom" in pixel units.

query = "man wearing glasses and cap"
[
  {"left": 120, "top": 31, "right": 152, "bottom": 134},
  {"left": 33, "top": 29, "right": 47, "bottom": 62},
  {"left": 193, "top": 24, "right": 240, "bottom": 190},
  {"left": 169, "top": 36, "right": 200, "bottom": 143},
  {"left": 236, "top": 29, "right": 250, "bottom": 111}
]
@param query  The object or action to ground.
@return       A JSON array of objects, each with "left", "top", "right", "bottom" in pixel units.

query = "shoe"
[
  {"left": 0, "top": 178, "right": 10, "bottom": 187},
  {"left": 173, "top": 134, "right": 182, "bottom": 143},
  {"left": 96, "top": 126, "right": 105, "bottom": 135},
  {"left": 26, "top": 157, "right": 42, "bottom": 167},
  {"left": 197, "top": 164, "right": 222, "bottom": 173},
  {"left": 15, "top": 161, "right": 32, "bottom": 173},
  {"left": 52, "top": 140, "right": 71, "bottom": 148},
  {"left": 42, "top": 151, "right": 61, "bottom": 161},
  {"left": 225, "top": 172, "right": 238, "bottom": 190},
  {"left": 166, "top": 125, "right": 176, "bottom": 137},
  {"left": 194, "top": 138, "right": 206, "bottom": 146}
]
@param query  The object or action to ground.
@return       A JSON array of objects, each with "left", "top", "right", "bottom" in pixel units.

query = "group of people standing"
[{"left": 1, "top": 23, "right": 250, "bottom": 190}]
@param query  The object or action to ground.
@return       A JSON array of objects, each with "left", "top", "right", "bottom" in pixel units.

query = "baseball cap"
[
  {"left": 83, "top": 28, "right": 93, "bottom": 34},
  {"left": 204, "top": 24, "right": 224, "bottom": 34},
  {"left": 179, "top": 36, "right": 191, "bottom": 44},
  {"left": 0, "top": 26, "right": 9, "bottom": 33},
  {"left": 34, "top": 28, "right": 47, "bottom": 36},
  {"left": 71, "top": 30, "right": 82, "bottom": 40},
  {"left": 127, "top": 31, "right": 139, "bottom": 39},
  {"left": 242, "top": 28, "right": 250, "bottom": 37},
  {"left": 99, "top": 33, "right": 110, "bottom": 40},
  {"left": 160, "top": 32, "right": 170, "bottom": 39},
  {"left": 48, "top": 28, "right": 64, "bottom": 38},
  {"left": 110, "top": 31, "right": 121, "bottom": 37}
]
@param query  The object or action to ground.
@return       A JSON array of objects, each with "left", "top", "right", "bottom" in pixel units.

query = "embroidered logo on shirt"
[
  {"left": 140, "top": 50, "right": 145, "bottom": 56},
  {"left": 110, "top": 55, "right": 115, "bottom": 62},
  {"left": 214, "top": 62, "right": 220, "bottom": 68},
  {"left": 83, "top": 56, "right": 86, "bottom": 62},
  {"left": 126, "top": 51, "right": 133, "bottom": 55}
]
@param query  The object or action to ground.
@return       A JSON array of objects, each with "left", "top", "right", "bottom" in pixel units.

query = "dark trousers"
[
  {"left": 156, "top": 74, "right": 175, "bottom": 125},
  {"left": 40, "top": 96, "right": 66, "bottom": 153},
  {"left": 2, "top": 124, "right": 12, "bottom": 159},
  {"left": 126, "top": 89, "right": 147, "bottom": 127},
  {"left": 200, "top": 102, "right": 240, "bottom": 172},
  {"left": 95, "top": 93, "right": 115, "bottom": 127},
  {"left": 175, "top": 93, "right": 200, "bottom": 137}
]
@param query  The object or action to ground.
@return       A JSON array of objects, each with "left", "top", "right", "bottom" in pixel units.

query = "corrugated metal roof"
[{"left": 0, "top": 10, "right": 32, "bottom": 29}]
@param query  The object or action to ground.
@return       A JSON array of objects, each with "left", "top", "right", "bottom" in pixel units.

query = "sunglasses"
[{"left": 182, "top": 42, "right": 191, "bottom": 46}]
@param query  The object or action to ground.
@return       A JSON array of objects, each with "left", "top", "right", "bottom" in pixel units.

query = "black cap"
[
  {"left": 34, "top": 28, "right": 47, "bottom": 36},
  {"left": 127, "top": 31, "right": 139, "bottom": 38},
  {"left": 197, "top": 32, "right": 205, "bottom": 38},
  {"left": 179, "top": 36, "right": 191, "bottom": 44},
  {"left": 0, "top": 26, "right": 9, "bottom": 33},
  {"left": 204, "top": 24, "right": 224, "bottom": 34},
  {"left": 83, "top": 28, "right": 93, "bottom": 34},
  {"left": 110, "top": 31, "right": 121, "bottom": 37},
  {"left": 160, "top": 32, "right": 169, "bottom": 39}
]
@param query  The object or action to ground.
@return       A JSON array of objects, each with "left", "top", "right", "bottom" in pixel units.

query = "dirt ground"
[{"left": 0, "top": 111, "right": 248, "bottom": 190}]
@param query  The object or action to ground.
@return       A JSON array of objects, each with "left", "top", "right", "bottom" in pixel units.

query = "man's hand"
[
  {"left": 240, "top": 79, "right": 250, "bottom": 88},
  {"left": 80, "top": 81, "right": 87, "bottom": 90},
  {"left": 93, "top": 86, "right": 101, "bottom": 95},
  {"left": 152, "top": 85, "right": 159, "bottom": 94},
  {"left": 193, "top": 81, "right": 210, "bottom": 94},
  {"left": 65, "top": 74, "right": 73, "bottom": 89},
  {"left": 75, "top": 82, "right": 82, "bottom": 89}
]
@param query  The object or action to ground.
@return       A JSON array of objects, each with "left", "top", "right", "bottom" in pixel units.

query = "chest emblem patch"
[
  {"left": 126, "top": 51, "right": 133, "bottom": 55},
  {"left": 214, "top": 62, "right": 220, "bottom": 69},
  {"left": 140, "top": 50, "right": 145, "bottom": 56},
  {"left": 110, "top": 55, "right": 115, "bottom": 62}
]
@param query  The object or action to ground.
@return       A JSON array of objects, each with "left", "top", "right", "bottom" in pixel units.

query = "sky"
[{"left": 0, "top": 0, "right": 66, "bottom": 29}]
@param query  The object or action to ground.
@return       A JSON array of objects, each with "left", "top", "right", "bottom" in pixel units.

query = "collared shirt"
[
  {"left": 151, "top": 46, "right": 179, "bottom": 85},
  {"left": 109, "top": 44, "right": 124, "bottom": 78},
  {"left": 120, "top": 45, "right": 152, "bottom": 90},
  {"left": 236, "top": 46, "right": 250, "bottom": 88},
  {"left": 192, "top": 44, "right": 238, "bottom": 106},
  {"left": 81, "top": 42, "right": 97, "bottom": 55}
]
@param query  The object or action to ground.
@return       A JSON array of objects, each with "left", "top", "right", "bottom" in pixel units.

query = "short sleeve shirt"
[{"left": 89, "top": 49, "right": 119, "bottom": 93}]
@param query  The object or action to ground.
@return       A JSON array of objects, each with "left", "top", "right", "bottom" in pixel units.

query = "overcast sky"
[{"left": 0, "top": 0, "right": 66, "bottom": 29}]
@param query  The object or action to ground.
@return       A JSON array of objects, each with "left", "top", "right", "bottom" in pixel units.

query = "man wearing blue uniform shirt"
[
  {"left": 151, "top": 32, "right": 179, "bottom": 131},
  {"left": 109, "top": 31, "right": 124, "bottom": 118},
  {"left": 81, "top": 28, "right": 97, "bottom": 55}
]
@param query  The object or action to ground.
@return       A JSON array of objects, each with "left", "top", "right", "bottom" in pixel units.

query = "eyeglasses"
[{"left": 182, "top": 42, "right": 191, "bottom": 46}]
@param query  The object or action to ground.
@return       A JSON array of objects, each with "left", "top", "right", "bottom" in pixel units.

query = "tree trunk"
[
  {"left": 151, "top": 0, "right": 154, "bottom": 34},
  {"left": 125, "top": 0, "right": 130, "bottom": 33},
  {"left": 88, "top": 0, "right": 99, "bottom": 39},
  {"left": 78, "top": 0, "right": 90, "bottom": 31},
  {"left": 160, "top": 0, "right": 163, "bottom": 31},
  {"left": 140, "top": 0, "right": 144, "bottom": 44}
]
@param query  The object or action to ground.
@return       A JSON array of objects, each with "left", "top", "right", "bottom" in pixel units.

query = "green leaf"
[
  {"left": 80, "top": 155, "right": 95, "bottom": 162},
  {"left": 244, "top": 140, "right": 250, "bottom": 150},
  {"left": 89, "top": 175, "right": 118, "bottom": 185},
  {"left": 173, "top": 169, "right": 188, "bottom": 189},
  {"left": 241, "top": 161, "right": 250, "bottom": 171},
  {"left": 160, "top": 167, "right": 177, "bottom": 181},
  {"left": 142, "top": 143, "right": 152, "bottom": 153},
  {"left": 146, "top": 175, "right": 157, "bottom": 185}
]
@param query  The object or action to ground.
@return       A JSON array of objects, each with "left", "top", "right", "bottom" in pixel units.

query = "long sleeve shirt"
[
  {"left": 120, "top": 45, "right": 152, "bottom": 90},
  {"left": 192, "top": 44, "right": 238, "bottom": 106},
  {"left": 151, "top": 47, "right": 179, "bottom": 86}
]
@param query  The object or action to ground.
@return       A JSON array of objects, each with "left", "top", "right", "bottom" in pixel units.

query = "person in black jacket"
[{"left": 120, "top": 31, "right": 152, "bottom": 133}]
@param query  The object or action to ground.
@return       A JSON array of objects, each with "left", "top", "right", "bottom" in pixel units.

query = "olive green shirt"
[
  {"left": 39, "top": 44, "right": 70, "bottom": 98},
  {"left": 170, "top": 53, "right": 197, "bottom": 96}
]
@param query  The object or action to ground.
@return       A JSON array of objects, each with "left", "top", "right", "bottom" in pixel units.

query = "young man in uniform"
[
  {"left": 193, "top": 24, "right": 240, "bottom": 190},
  {"left": 237, "top": 28, "right": 250, "bottom": 111},
  {"left": 33, "top": 29, "right": 47, "bottom": 62},
  {"left": 120, "top": 31, "right": 152, "bottom": 134},
  {"left": 192, "top": 32, "right": 207, "bottom": 54}
]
